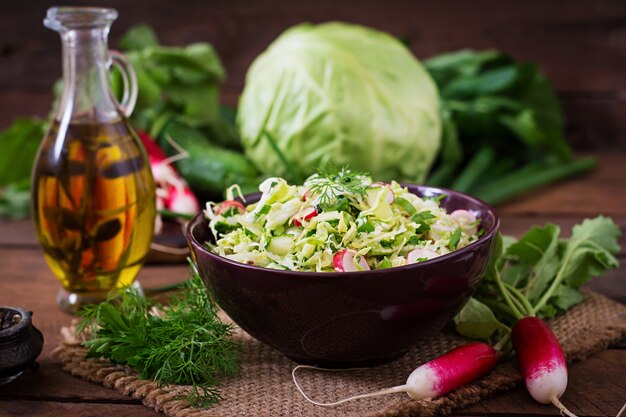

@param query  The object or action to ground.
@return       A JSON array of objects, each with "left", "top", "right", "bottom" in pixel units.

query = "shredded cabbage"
[{"left": 205, "top": 173, "right": 480, "bottom": 272}]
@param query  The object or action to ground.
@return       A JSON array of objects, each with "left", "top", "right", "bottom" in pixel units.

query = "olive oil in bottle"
[
  {"left": 35, "top": 7, "right": 156, "bottom": 312},
  {"left": 33, "top": 120, "right": 156, "bottom": 306}
]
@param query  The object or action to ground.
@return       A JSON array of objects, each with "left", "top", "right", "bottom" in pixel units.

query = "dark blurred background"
[{"left": 2, "top": 0, "right": 625, "bottom": 150}]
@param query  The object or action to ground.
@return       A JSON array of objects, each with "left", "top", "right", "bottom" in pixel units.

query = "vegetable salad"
[{"left": 205, "top": 169, "right": 481, "bottom": 272}]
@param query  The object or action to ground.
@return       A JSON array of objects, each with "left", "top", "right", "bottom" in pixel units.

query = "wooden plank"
[
  {"left": 2, "top": 91, "right": 624, "bottom": 152},
  {"left": 0, "top": 361, "right": 140, "bottom": 403},
  {"left": 2, "top": 0, "right": 626, "bottom": 149},
  {"left": 0, "top": 401, "right": 160, "bottom": 417},
  {"left": 497, "top": 152, "right": 626, "bottom": 216},
  {"left": 0, "top": 248, "right": 188, "bottom": 357},
  {"left": 3, "top": 0, "right": 626, "bottom": 92},
  {"left": 460, "top": 350, "right": 626, "bottom": 417},
  {"left": 0, "top": 219, "right": 37, "bottom": 246}
]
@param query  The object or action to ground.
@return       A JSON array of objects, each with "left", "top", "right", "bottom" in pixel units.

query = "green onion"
[
  {"left": 394, "top": 196, "right": 417, "bottom": 216},
  {"left": 473, "top": 157, "right": 597, "bottom": 205}
]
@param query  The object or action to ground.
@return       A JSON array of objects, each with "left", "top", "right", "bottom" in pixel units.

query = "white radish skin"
[
  {"left": 450, "top": 209, "right": 478, "bottom": 235},
  {"left": 526, "top": 365, "right": 568, "bottom": 405},
  {"left": 333, "top": 250, "right": 370, "bottom": 272},
  {"left": 167, "top": 187, "right": 200, "bottom": 214},
  {"left": 404, "top": 364, "right": 439, "bottom": 399},
  {"left": 407, "top": 249, "right": 440, "bottom": 264}
]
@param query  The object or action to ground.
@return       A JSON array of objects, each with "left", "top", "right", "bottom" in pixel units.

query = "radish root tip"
[{"left": 551, "top": 396, "right": 578, "bottom": 417}]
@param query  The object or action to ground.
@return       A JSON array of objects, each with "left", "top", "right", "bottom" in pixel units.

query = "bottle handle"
[{"left": 109, "top": 50, "right": 138, "bottom": 118}]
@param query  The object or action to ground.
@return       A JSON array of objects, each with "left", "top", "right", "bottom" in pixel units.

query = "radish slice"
[
  {"left": 407, "top": 249, "right": 440, "bottom": 264},
  {"left": 450, "top": 210, "right": 478, "bottom": 235},
  {"left": 216, "top": 200, "right": 246, "bottom": 215},
  {"left": 302, "top": 189, "right": 311, "bottom": 201},
  {"left": 292, "top": 206, "right": 318, "bottom": 227},
  {"left": 292, "top": 342, "right": 499, "bottom": 406},
  {"left": 333, "top": 249, "right": 370, "bottom": 272},
  {"left": 371, "top": 182, "right": 395, "bottom": 204},
  {"left": 512, "top": 317, "right": 577, "bottom": 416}
]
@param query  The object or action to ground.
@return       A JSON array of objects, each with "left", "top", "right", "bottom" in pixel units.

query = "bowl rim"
[{"left": 186, "top": 184, "right": 500, "bottom": 278}]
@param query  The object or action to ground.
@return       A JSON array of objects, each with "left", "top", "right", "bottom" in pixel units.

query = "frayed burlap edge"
[{"left": 53, "top": 290, "right": 626, "bottom": 417}]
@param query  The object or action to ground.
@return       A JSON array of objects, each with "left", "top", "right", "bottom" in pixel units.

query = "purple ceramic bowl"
[{"left": 187, "top": 185, "right": 499, "bottom": 367}]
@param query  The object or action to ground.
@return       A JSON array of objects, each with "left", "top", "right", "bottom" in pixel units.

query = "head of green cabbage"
[{"left": 238, "top": 22, "right": 441, "bottom": 183}]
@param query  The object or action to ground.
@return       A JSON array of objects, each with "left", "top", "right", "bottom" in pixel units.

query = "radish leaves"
[
  {"left": 454, "top": 298, "right": 508, "bottom": 340},
  {"left": 455, "top": 216, "right": 621, "bottom": 339}
]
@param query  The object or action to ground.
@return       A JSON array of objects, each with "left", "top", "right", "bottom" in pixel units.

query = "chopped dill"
[{"left": 304, "top": 167, "right": 371, "bottom": 210}]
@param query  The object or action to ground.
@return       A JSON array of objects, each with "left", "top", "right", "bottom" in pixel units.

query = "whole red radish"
[
  {"left": 403, "top": 342, "right": 499, "bottom": 400},
  {"left": 293, "top": 342, "right": 499, "bottom": 406},
  {"left": 512, "top": 317, "right": 577, "bottom": 417}
]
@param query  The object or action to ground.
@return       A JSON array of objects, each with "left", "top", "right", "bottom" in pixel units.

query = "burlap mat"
[{"left": 54, "top": 290, "right": 626, "bottom": 417}]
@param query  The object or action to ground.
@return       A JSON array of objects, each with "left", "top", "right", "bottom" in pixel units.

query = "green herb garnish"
[
  {"left": 357, "top": 221, "right": 375, "bottom": 233},
  {"left": 77, "top": 262, "right": 240, "bottom": 407},
  {"left": 395, "top": 196, "right": 417, "bottom": 216},
  {"left": 305, "top": 167, "right": 370, "bottom": 211},
  {"left": 449, "top": 228, "right": 462, "bottom": 251},
  {"left": 412, "top": 210, "right": 437, "bottom": 233}
]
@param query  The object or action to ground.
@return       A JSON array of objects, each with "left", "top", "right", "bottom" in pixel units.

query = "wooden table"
[{"left": 0, "top": 153, "right": 624, "bottom": 417}]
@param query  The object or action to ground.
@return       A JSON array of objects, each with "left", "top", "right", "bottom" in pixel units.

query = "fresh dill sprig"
[
  {"left": 304, "top": 167, "right": 371, "bottom": 210},
  {"left": 77, "top": 261, "right": 240, "bottom": 407}
]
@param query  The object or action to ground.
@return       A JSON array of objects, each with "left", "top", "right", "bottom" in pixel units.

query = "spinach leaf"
[
  {"left": 0, "top": 181, "right": 31, "bottom": 219},
  {"left": 0, "top": 118, "right": 46, "bottom": 187},
  {"left": 425, "top": 49, "right": 586, "bottom": 204}
]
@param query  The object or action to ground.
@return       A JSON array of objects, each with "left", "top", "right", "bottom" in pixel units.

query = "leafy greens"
[
  {"left": 455, "top": 216, "right": 621, "bottom": 343},
  {"left": 425, "top": 49, "right": 596, "bottom": 204}
]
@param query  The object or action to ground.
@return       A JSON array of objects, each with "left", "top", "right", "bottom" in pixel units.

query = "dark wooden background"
[{"left": 2, "top": 0, "right": 626, "bottom": 150}]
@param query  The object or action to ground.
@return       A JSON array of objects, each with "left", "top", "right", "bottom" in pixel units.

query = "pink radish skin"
[
  {"left": 292, "top": 206, "right": 318, "bottom": 227},
  {"left": 333, "top": 250, "right": 370, "bottom": 272},
  {"left": 216, "top": 200, "right": 246, "bottom": 215},
  {"left": 404, "top": 342, "right": 499, "bottom": 399},
  {"left": 293, "top": 342, "right": 499, "bottom": 406},
  {"left": 407, "top": 249, "right": 440, "bottom": 264},
  {"left": 512, "top": 317, "right": 577, "bottom": 416},
  {"left": 450, "top": 210, "right": 478, "bottom": 235},
  {"left": 138, "top": 130, "right": 199, "bottom": 216},
  {"left": 166, "top": 187, "right": 199, "bottom": 214}
]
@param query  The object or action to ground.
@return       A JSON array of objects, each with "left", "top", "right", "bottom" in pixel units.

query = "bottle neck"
[{"left": 56, "top": 26, "right": 120, "bottom": 123}]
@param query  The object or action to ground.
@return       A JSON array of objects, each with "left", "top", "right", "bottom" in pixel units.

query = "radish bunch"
[{"left": 294, "top": 318, "right": 576, "bottom": 414}]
